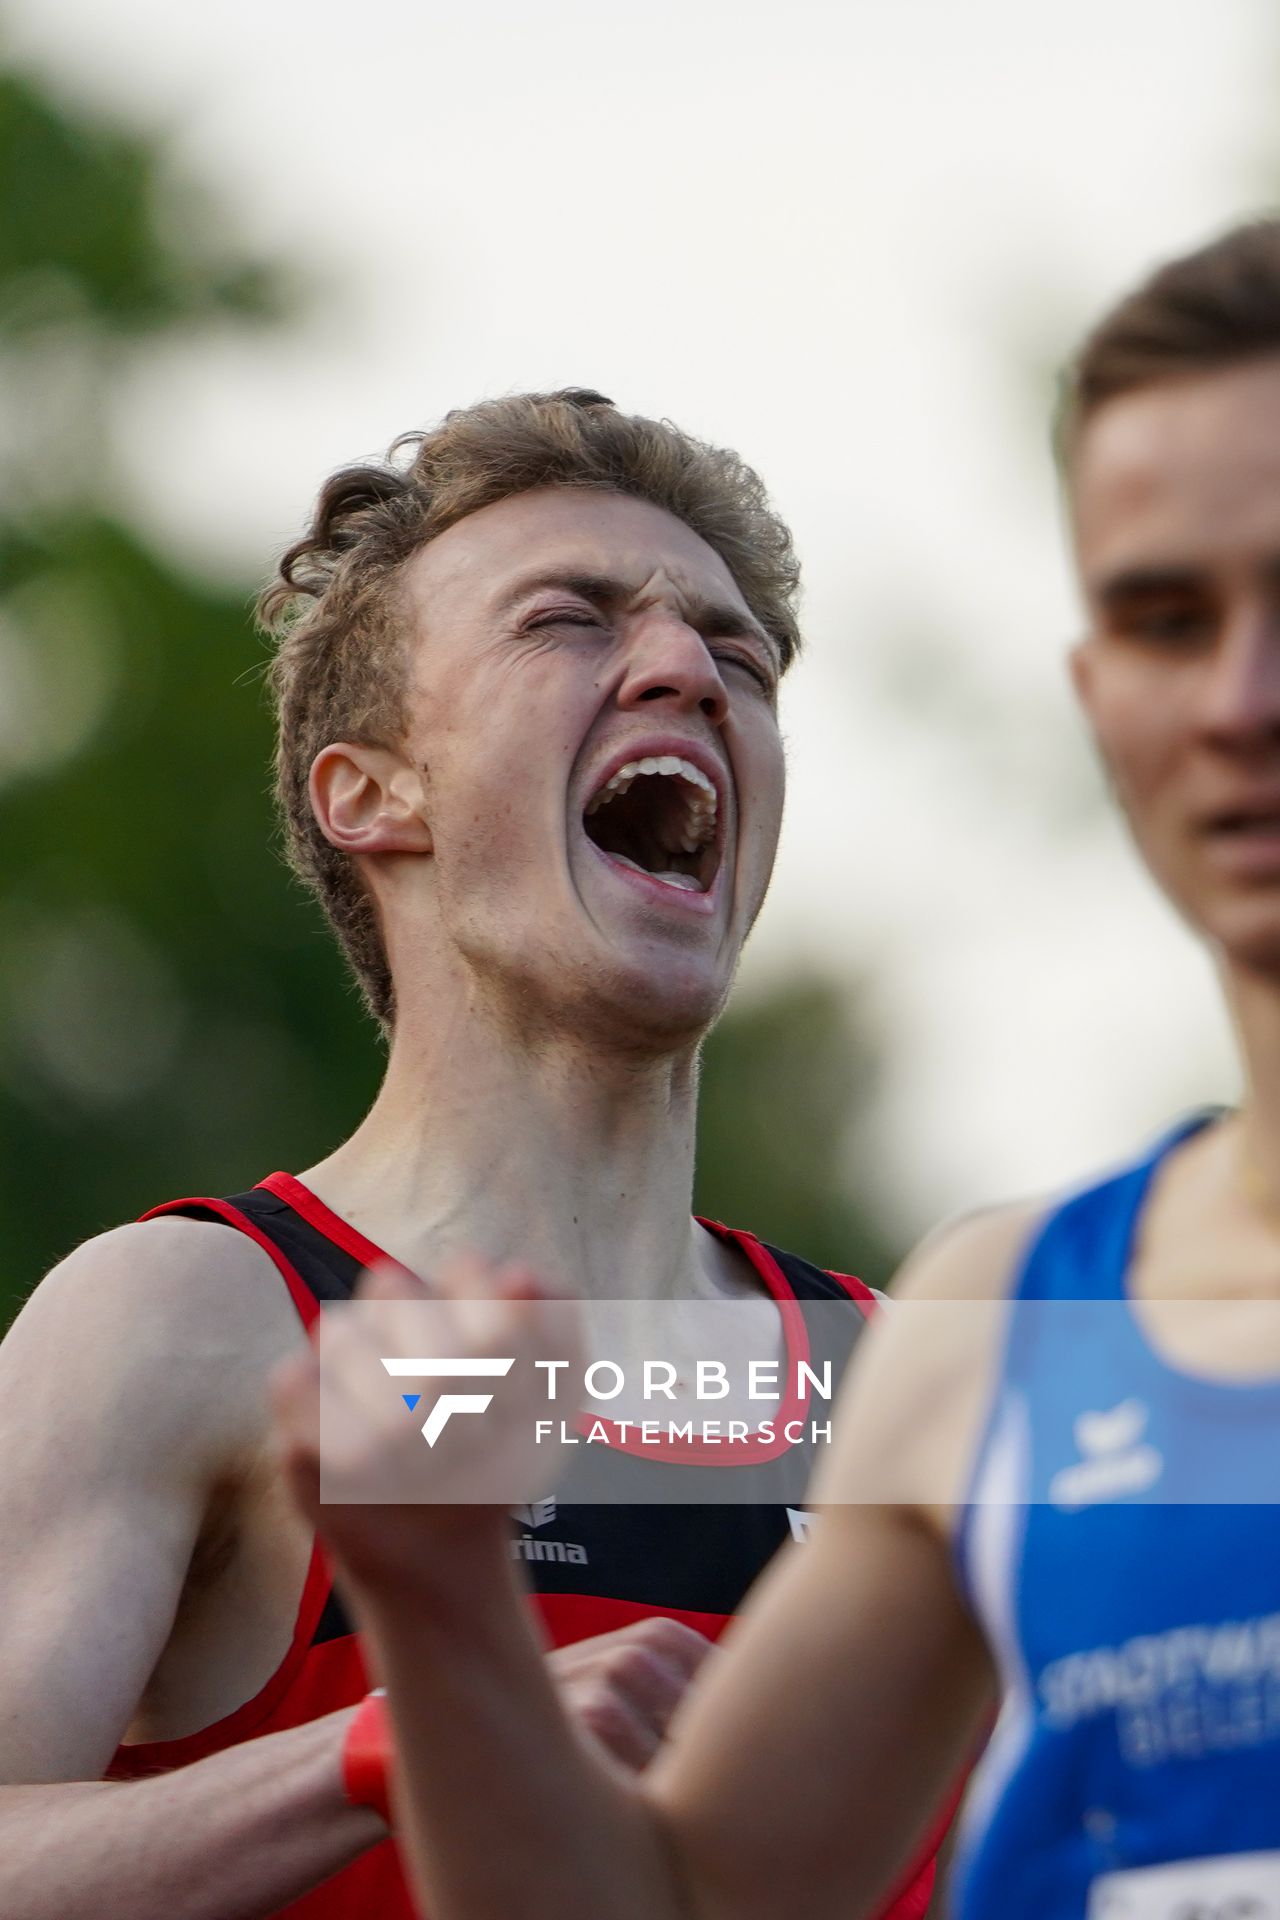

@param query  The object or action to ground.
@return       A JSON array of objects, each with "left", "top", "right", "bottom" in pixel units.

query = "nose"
[
  {"left": 615, "top": 612, "right": 730, "bottom": 725},
  {"left": 1198, "top": 604, "right": 1280, "bottom": 752}
]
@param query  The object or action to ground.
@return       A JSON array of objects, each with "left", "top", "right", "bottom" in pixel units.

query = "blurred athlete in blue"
[{"left": 275, "top": 219, "right": 1280, "bottom": 1919}]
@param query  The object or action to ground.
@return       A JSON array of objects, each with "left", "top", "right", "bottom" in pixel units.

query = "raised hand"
[
  {"left": 271, "top": 1254, "right": 581, "bottom": 1593},
  {"left": 271, "top": 1255, "right": 715, "bottom": 1789}
]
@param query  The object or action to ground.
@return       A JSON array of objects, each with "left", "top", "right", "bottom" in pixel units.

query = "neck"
[{"left": 302, "top": 987, "right": 711, "bottom": 1301}]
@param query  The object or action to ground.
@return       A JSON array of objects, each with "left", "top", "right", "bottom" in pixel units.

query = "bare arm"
[
  {"left": 622, "top": 1207, "right": 1031, "bottom": 1917},
  {"left": 0, "top": 1718, "right": 380, "bottom": 1920},
  {"left": 639, "top": 1502, "right": 989, "bottom": 1920},
  {"left": 360, "top": 1528, "right": 673, "bottom": 1920},
  {"left": 0, "top": 1220, "right": 381, "bottom": 1918}
]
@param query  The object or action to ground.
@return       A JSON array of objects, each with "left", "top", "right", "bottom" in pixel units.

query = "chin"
[
  {"left": 1202, "top": 900, "right": 1280, "bottom": 981},
  {"left": 579, "top": 952, "right": 731, "bottom": 1054}
]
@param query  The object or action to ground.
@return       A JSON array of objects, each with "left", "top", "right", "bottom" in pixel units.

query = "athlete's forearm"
[
  {"left": 350, "top": 1529, "right": 689, "bottom": 1920},
  {"left": 0, "top": 1708, "right": 381, "bottom": 1920}
]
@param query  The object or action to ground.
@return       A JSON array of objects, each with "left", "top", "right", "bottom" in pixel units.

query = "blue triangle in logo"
[{"left": 401, "top": 1393, "right": 421, "bottom": 1412}]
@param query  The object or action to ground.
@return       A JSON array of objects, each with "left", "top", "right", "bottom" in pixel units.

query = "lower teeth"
[{"left": 611, "top": 854, "right": 703, "bottom": 892}]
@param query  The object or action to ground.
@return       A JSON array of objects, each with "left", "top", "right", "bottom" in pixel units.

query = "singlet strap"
[
  {"left": 760, "top": 1239, "right": 879, "bottom": 1317},
  {"left": 255, "top": 1171, "right": 398, "bottom": 1272},
  {"left": 954, "top": 1111, "right": 1220, "bottom": 1606},
  {"left": 139, "top": 1194, "right": 322, "bottom": 1329},
  {"left": 1012, "top": 1111, "right": 1220, "bottom": 1304}
]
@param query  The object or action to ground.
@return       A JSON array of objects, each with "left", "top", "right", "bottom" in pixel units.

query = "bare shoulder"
[
  {"left": 0, "top": 1217, "right": 308, "bottom": 1779},
  {"left": 2, "top": 1214, "right": 306, "bottom": 1467},
  {"left": 890, "top": 1195, "right": 1047, "bottom": 1302},
  {"left": 811, "top": 1196, "right": 1048, "bottom": 1522},
  {"left": 14, "top": 1212, "right": 300, "bottom": 1334}
]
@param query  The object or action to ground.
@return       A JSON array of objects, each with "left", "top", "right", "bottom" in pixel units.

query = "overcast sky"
[{"left": 8, "top": 0, "right": 1273, "bottom": 1228}]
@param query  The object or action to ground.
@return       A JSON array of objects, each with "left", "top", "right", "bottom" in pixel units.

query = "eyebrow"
[{"left": 494, "top": 568, "right": 779, "bottom": 660}]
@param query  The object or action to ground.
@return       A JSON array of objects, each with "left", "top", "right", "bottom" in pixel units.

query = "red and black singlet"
[{"left": 108, "top": 1174, "right": 941, "bottom": 1920}]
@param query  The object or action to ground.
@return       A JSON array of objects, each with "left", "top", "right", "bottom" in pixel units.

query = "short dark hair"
[
  {"left": 257, "top": 390, "right": 801, "bottom": 1027},
  {"left": 1059, "top": 216, "right": 1280, "bottom": 461}
]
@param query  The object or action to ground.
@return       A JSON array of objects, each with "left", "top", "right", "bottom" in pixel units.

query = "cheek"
[
  {"left": 739, "top": 719, "right": 786, "bottom": 832},
  {"left": 1098, "top": 710, "right": 1208, "bottom": 914},
  {"left": 420, "top": 744, "right": 513, "bottom": 869},
  {"left": 427, "top": 735, "right": 568, "bottom": 899},
  {"left": 1089, "top": 677, "right": 1189, "bottom": 834}
]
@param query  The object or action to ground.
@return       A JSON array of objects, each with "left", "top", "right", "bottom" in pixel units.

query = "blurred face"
[
  {"left": 1070, "top": 357, "right": 1280, "bottom": 973},
  {"left": 392, "top": 487, "right": 785, "bottom": 1045}
]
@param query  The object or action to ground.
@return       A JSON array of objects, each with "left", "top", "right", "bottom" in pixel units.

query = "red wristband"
[{"left": 341, "top": 1689, "right": 393, "bottom": 1827}]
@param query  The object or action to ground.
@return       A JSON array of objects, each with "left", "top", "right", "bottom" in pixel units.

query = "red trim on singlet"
[
  {"left": 704, "top": 1220, "right": 876, "bottom": 1316},
  {"left": 108, "top": 1538, "right": 334, "bottom": 1774},
  {"left": 571, "top": 1220, "right": 876, "bottom": 1464},
  {"left": 139, "top": 1193, "right": 321, "bottom": 1331},
  {"left": 256, "top": 1171, "right": 404, "bottom": 1273}
]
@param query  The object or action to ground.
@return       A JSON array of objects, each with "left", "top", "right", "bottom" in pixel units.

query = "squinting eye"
[
  {"left": 714, "top": 649, "right": 774, "bottom": 690},
  {"left": 528, "top": 610, "right": 605, "bottom": 631}
]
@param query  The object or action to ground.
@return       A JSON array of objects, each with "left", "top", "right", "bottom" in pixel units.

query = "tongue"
[{"left": 612, "top": 853, "right": 704, "bottom": 893}]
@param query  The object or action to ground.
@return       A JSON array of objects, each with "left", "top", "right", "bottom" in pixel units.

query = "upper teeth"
[{"left": 585, "top": 756, "right": 719, "bottom": 850}]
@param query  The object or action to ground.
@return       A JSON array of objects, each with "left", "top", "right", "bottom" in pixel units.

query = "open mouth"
[{"left": 583, "top": 755, "right": 720, "bottom": 894}]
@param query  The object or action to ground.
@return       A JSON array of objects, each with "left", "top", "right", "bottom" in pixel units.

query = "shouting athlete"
[
  {"left": 275, "top": 226, "right": 1280, "bottom": 1920},
  {"left": 0, "top": 393, "right": 942, "bottom": 1917}
]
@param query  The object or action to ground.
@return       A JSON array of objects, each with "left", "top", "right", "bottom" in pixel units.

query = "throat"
[{"left": 311, "top": 1022, "right": 707, "bottom": 1296}]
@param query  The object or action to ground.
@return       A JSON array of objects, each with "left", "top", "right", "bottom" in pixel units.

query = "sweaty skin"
[{"left": 274, "top": 360, "right": 1280, "bottom": 1920}]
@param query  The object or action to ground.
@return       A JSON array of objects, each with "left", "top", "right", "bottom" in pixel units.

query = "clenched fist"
[
  {"left": 272, "top": 1254, "right": 580, "bottom": 1587},
  {"left": 548, "top": 1618, "right": 714, "bottom": 1771},
  {"left": 272, "top": 1254, "right": 714, "bottom": 1775}
]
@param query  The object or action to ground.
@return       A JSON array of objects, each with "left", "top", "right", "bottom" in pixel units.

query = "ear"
[{"left": 309, "top": 743, "right": 433, "bottom": 856}]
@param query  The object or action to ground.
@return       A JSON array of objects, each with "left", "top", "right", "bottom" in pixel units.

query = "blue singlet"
[{"left": 951, "top": 1115, "right": 1280, "bottom": 1920}]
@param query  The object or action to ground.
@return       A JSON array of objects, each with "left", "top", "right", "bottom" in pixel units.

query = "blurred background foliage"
[
  {"left": 696, "top": 976, "right": 900, "bottom": 1285},
  {"left": 0, "top": 63, "right": 903, "bottom": 1326}
]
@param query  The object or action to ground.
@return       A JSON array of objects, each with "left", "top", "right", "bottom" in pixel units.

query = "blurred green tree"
[
  {"left": 0, "top": 69, "right": 380, "bottom": 1319},
  {"left": 0, "top": 64, "right": 902, "bottom": 1326},
  {"left": 695, "top": 973, "right": 902, "bottom": 1291}
]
